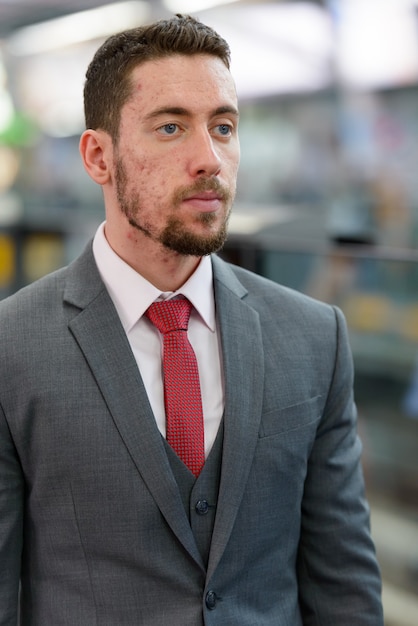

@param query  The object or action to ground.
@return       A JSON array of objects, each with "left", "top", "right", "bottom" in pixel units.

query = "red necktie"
[{"left": 145, "top": 299, "right": 205, "bottom": 477}]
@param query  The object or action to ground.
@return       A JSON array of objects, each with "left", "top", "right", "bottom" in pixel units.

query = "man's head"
[
  {"left": 80, "top": 15, "right": 239, "bottom": 267},
  {"left": 83, "top": 14, "right": 231, "bottom": 143}
]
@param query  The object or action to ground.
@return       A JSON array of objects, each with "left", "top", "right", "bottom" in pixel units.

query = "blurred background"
[{"left": 0, "top": 0, "right": 417, "bottom": 622}]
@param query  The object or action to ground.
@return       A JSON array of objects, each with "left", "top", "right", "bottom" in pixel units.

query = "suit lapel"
[
  {"left": 64, "top": 246, "right": 205, "bottom": 571},
  {"left": 207, "top": 256, "right": 265, "bottom": 579}
]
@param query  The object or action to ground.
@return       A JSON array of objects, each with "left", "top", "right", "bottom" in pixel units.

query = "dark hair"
[{"left": 83, "top": 14, "right": 231, "bottom": 141}]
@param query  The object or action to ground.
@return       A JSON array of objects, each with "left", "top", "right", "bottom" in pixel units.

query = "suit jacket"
[{"left": 0, "top": 244, "right": 383, "bottom": 625}]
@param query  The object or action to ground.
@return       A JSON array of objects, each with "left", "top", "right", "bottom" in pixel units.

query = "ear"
[{"left": 79, "top": 129, "right": 112, "bottom": 185}]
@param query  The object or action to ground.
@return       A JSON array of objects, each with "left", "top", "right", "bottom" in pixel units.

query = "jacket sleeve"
[
  {"left": 297, "top": 306, "right": 384, "bottom": 625},
  {"left": 0, "top": 401, "right": 23, "bottom": 625}
]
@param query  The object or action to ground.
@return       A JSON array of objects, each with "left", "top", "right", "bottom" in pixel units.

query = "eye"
[
  {"left": 215, "top": 124, "right": 232, "bottom": 137},
  {"left": 158, "top": 123, "right": 179, "bottom": 135}
]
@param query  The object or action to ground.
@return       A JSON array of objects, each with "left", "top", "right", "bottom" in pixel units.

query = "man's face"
[{"left": 112, "top": 53, "right": 240, "bottom": 256}]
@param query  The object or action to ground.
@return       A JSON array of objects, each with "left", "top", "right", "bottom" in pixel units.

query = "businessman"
[{"left": 0, "top": 14, "right": 383, "bottom": 625}]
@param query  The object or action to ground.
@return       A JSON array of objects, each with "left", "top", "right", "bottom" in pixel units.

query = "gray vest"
[{"left": 164, "top": 421, "right": 224, "bottom": 568}]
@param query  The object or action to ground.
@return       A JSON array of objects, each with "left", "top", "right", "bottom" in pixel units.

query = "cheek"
[
  {"left": 128, "top": 158, "right": 176, "bottom": 210},
  {"left": 126, "top": 152, "right": 153, "bottom": 177},
  {"left": 131, "top": 151, "right": 176, "bottom": 186},
  {"left": 124, "top": 154, "right": 162, "bottom": 193},
  {"left": 220, "top": 145, "right": 240, "bottom": 179}
]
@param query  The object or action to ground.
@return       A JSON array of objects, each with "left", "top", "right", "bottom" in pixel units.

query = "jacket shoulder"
[
  {"left": 0, "top": 265, "right": 68, "bottom": 316},
  {"left": 215, "top": 255, "right": 336, "bottom": 319},
  {"left": 0, "top": 241, "right": 99, "bottom": 316}
]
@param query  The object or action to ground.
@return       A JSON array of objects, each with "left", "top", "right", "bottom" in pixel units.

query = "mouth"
[{"left": 182, "top": 191, "right": 224, "bottom": 212}]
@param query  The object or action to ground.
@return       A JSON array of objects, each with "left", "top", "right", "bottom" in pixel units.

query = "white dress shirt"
[{"left": 92, "top": 222, "right": 224, "bottom": 458}]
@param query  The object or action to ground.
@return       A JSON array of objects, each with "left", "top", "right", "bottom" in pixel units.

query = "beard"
[{"left": 115, "top": 157, "right": 234, "bottom": 256}]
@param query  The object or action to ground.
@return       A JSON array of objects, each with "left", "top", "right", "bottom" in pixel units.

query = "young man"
[{"left": 0, "top": 14, "right": 383, "bottom": 625}]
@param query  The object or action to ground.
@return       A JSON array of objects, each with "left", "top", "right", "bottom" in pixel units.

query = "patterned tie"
[{"left": 145, "top": 298, "right": 205, "bottom": 477}]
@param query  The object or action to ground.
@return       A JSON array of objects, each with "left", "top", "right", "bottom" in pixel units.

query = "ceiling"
[
  {"left": 0, "top": 0, "right": 323, "bottom": 40},
  {"left": 0, "top": 0, "right": 145, "bottom": 38},
  {"left": 1, "top": 0, "right": 417, "bottom": 99}
]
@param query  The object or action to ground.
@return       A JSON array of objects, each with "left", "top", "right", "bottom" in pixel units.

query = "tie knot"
[{"left": 145, "top": 298, "right": 192, "bottom": 334}]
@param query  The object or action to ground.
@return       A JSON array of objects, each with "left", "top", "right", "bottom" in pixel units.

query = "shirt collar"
[{"left": 92, "top": 222, "right": 216, "bottom": 333}]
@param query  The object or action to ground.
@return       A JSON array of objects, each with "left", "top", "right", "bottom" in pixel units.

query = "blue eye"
[
  {"left": 160, "top": 123, "right": 178, "bottom": 135},
  {"left": 217, "top": 124, "right": 231, "bottom": 136}
]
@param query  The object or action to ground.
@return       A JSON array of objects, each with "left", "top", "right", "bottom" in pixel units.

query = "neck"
[{"left": 104, "top": 223, "right": 202, "bottom": 292}]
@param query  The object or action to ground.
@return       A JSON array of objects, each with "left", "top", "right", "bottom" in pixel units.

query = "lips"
[{"left": 182, "top": 190, "right": 224, "bottom": 212}]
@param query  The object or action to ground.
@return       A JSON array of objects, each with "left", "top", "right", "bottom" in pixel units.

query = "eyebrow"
[{"left": 143, "top": 105, "right": 240, "bottom": 122}]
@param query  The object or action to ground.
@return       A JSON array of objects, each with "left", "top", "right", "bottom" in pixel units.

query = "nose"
[{"left": 188, "top": 128, "right": 221, "bottom": 178}]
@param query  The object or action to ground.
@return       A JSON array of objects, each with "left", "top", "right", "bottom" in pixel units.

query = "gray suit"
[{"left": 0, "top": 244, "right": 383, "bottom": 625}]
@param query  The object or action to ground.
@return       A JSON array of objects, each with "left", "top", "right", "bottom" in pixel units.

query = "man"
[{"left": 0, "top": 14, "right": 383, "bottom": 626}]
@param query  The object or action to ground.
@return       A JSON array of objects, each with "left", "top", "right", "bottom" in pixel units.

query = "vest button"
[
  {"left": 205, "top": 590, "right": 217, "bottom": 610},
  {"left": 195, "top": 499, "right": 209, "bottom": 515}
]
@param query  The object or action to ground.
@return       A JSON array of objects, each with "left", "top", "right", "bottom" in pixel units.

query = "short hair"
[{"left": 83, "top": 14, "right": 231, "bottom": 141}]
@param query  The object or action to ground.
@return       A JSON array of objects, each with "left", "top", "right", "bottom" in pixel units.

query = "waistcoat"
[{"left": 163, "top": 421, "right": 224, "bottom": 568}]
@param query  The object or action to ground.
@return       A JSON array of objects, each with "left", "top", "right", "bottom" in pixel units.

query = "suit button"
[
  {"left": 195, "top": 499, "right": 209, "bottom": 515},
  {"left": 205, "top": 590, "right": 217, "bottom": 610}
]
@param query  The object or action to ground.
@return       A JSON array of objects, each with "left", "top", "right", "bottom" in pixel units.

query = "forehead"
[{"left": 126, "top": 54, "right": 238, "bottom": 113}]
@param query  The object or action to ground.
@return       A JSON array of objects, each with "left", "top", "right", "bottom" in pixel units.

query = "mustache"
[{"left": 173, "top": 177, "right": 232, "bottom": 204}]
